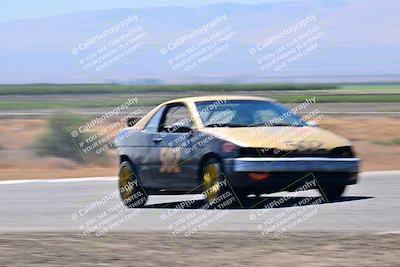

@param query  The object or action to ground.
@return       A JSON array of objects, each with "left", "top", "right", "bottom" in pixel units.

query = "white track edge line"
[
  {"left": 0, "top": 170, "right": 399, "bottom": 185},
  {"left": 0, "top": 176, "right": 117, "bottom": 185}
]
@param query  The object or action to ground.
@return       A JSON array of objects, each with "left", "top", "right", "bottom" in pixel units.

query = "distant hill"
[{"left": 0, "top": 0, "right": 399, "bottom": 83}]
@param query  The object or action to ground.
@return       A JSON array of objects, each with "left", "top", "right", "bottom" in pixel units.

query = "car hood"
[{"left": 200, "top": 126, "right": 352, "bottom": 150}]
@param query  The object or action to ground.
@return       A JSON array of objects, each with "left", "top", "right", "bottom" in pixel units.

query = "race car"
[{"left": 115, "top": 96, "right": 360, "bottom": 208}]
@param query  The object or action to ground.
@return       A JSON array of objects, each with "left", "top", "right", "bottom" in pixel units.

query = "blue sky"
[{"left": 0, "top": 0, "right": 296, "bottom": 23}]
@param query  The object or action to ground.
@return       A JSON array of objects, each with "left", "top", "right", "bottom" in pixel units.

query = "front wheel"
[
  {"left": 318, "top": 184, "right": 346, "bottom": 201},
  {"left": 202, "top": 158, "right": 242, "bottom": 207},
  {"left": 118, "top": 161, "right": 148, "bottom": 208}
]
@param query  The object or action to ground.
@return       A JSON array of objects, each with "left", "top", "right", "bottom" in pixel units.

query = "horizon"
[{"left": 0, "top": 0, "right": 304, "bottom": 23}]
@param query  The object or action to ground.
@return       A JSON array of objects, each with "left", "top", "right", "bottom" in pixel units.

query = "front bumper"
[
  {"left": 223, "top": 157, "right": 360, "bottom": 192},
  {"left": 226, "top": 157, "right": 360, "bottom": 173}
]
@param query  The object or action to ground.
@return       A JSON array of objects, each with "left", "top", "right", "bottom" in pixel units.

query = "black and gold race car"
[{"left": 116, "top": 96, "right": 360, "bottom": 208}]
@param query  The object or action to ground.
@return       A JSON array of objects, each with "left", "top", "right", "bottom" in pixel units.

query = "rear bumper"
[{"left": 226, "top": 157, "right": 360, "bottom": 173}]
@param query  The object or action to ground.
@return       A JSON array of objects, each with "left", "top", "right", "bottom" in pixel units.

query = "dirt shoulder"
[
  {"left": 319, "top": 116, "right": 400, "bottom": 171},
  {"left": 0, "top": 116, "right": 399, "bottom": 180},
  {"left": 0, "top": 232, "right": 398, "bottom": 266}
]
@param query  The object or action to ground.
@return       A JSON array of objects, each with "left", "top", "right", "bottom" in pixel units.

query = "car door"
[
  {"left": 148, "top": 103, "right": 197, "bottom": 190},
  {"left": 138, "top": 105, "right": 166, "bottom": 189}
]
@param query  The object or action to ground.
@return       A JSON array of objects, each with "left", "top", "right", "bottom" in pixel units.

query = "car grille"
[{"left": 239, "top": 146, "right": 355, "bottom": 158}]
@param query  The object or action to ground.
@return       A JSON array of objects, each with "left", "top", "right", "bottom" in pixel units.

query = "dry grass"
[
  {"left": 0, "top": 118, "right": 118, "bottom": 180},
  {"left": 319, "top": 116, "right": 400, "bottom": 171},
  {"left": 0, "top": 116, "right": 399, "bottom": 180}
]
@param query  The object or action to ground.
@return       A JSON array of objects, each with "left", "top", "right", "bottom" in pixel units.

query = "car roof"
[{"left": 162, "top": 95, "right": 275, "bottom": 105}]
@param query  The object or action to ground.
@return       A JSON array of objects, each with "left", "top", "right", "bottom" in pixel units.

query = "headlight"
[{"left": 330, "top": 146, "right": 355, "bottom": 158}]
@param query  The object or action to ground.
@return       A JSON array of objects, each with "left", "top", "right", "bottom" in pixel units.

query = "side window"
[
  {"left": 144, "top": 106, "right": 165, "bottom": 132},
  {"left": 159, "top": 104, "right": 192, "bottom": 132}
]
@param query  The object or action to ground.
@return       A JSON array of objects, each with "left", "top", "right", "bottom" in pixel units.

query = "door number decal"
[{"left": 160, "top": 147, "right": 181, "bottom": 173}]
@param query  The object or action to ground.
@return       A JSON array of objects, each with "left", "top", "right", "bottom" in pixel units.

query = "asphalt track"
[{"left": 0, "top": 171, "right": 399, "bottom": 234}]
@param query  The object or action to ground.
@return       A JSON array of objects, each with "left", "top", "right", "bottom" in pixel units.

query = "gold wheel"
[
  {"left": 203, "top": 162, "right": 220, "bottom": 203},
  {"left": 119, "top": 166, "right": 134, "bottom": 201},
  {"left": 118, "top": 161, "right": 147, "bottom": 208}
]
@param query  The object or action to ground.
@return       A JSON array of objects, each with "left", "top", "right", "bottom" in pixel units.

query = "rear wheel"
[
  {"left": 318, "top": 184, "right": 346, "bottom": 201},
  {"left": 119, "top": 161, "right": 148, "bottom": 208}
]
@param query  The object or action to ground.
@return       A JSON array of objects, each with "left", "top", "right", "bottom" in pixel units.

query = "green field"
[
  {"left": 0, "top": 83, "right": 399, "bottom": 109},
  {"left": 1, "top": 83, "right": 400, "bottom": 95},
  {"left": 0, "top": 83, "right": 340, "bottom": 95},
  {"left": 1, "top": 95, "right": 400, "bottom": 109}
]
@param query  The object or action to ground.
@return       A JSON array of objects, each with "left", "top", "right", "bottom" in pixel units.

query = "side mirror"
[
  {"left": 127, "top": 117, "right": 141, "bottom": 127},
  {"left": 176, "top": 126, "right": 193, "bottom": 133},
  {"left": 306, "top": 120, "right": 319, "bottom": 127},
  {"left": 163, "top": 125, "right": 193, "bottom": 133}
]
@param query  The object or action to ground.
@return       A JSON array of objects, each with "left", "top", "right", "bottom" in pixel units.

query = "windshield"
[{"left": 195, "top": 100, "right": 307, "bottom": 127}]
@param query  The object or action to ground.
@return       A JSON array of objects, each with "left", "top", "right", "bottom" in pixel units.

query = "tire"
[
  {"left": 318, "top": 184, "right": 346, "bottom": 201},
  {"left": 118, "top": 161, "right": 148, "bottom": 208},
  {"left": 201, "top": 158, "right": 241, "bottom": 207}
]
